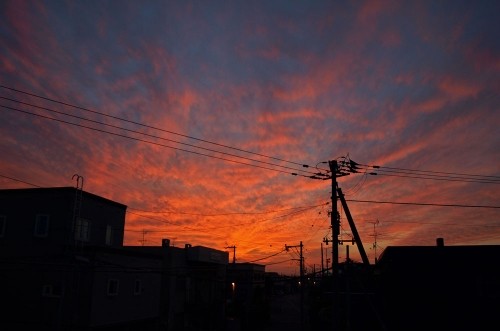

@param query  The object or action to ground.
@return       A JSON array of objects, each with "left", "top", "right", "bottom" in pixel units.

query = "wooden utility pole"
[
  {"left": 322, "top": 156, "right": 375, "bottom": 329},
  {"left": 328, "top": 160, "right": 339, "bottom": 331},
  {"left": 321, "top": 242, "right": 324, "bottom": 277},
  {"left": 286, "top": 241, "right": 304, "bottom": 330},
  {"left": 329, "top": 160, "right": 339, "bottom": 273}
]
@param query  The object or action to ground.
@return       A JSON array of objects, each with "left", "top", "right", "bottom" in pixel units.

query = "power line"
[
  {"left": 129, "top": 202, "right": 328, "bottom": 231},
  {"left": 3, "top": 172, "right": 497, "bottom": 212},
  {"left": 373, "top": 164, "right": 500, "bottom": 180},
  {"left": 128, "top": 203, "right": 328, "bottom": 217},
  {"left": 0, "top": 96, "right": 320, "bottom": 177},
  {"left": 346, "top": 199, "right": 500, "bottom": 209},
  {"left": 245, "top": 249, "right": 286, "bottom": 263},
  {"left": 352, "top": 160, "right": 499, "bottom": 183},
  {"left": 0, "top": 175, "right": 42, "bottom": 187},
  {"left": 3, "top": 85, "right": 497, "bottom": 184},
  {"left": 263, "top": 259, "right": 293, "bottom": 266},
  {"left": 0, "top": 85, "right": 312, "bottom": 168},
  {"left": 374, "top": 170, "right": 499, "bottom": 184},
  {"left": 377, "top": 220, "right": 500, "bottom": 228},
  {"left": 1, "top": 104, "right": 308, "bottom": 176}
]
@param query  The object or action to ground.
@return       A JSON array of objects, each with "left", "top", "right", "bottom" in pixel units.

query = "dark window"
[
  {"left": 107, "top": 279, "right": 119, "bottom": 296},
  {"left": 75, "top": 218, "right": 90, "bottom": 241},
  {"left": 134, "top": 279, "right": 142, "bottom": 295},
  {"left": 105, "top": 225, "right": 113, "bottom": 246},
  {"left": 0, "top": 215, "right": 6, "bottom": 237},
  {"left": 34, "top": 214, "right": 49, "bottom": 237}
]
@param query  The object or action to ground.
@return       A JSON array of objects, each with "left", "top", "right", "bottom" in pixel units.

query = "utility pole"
[
  {"left": 313, "top": 155, "right": 377, "bottom": 330},
  {"left": 285, "top": 241, "right": 304, "bottom": 330},
  {"left": 225, "top": 245, "right": 236, "bottom": 264},
  {"left": 329, "top": 160, "right": 339, "bottom": 274},
  {"left": 369, "top": 219, "right": 380, "bottom": 264},
  {"left": 321, "top": 242, "right": 324, "bottom": 277},
  {"left": 138, "top": 229, "right": 149, "bottom": 246},
  {"left": 328, "top": 160, "right": 339, "bottom": 331}
]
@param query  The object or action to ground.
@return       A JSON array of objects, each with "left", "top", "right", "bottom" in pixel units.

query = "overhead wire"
[
  {"left": 263, "top": 259, "right": 294, "bottom": 266},
  {"left": 131, "top": 201, "right": 326, "bottom": 239},
  {"left": 0, "top": 85, "right": 313, "bottom": 168},
  {"left": 2, "top": 85, "right": 497, "bottom": 184},
  {"left": 0, "top": 96, "right": 320, "bottom": 177},
  {"left": 244, "top": 249, "right": 286, "bottom": 263},
  {"left": 375, "top": 171, "right": 499, "bottom": 184},
  {"left": 346, "top": 199, "right": 500, "bottom": 209},
  {"left": 1, "top": 103, "right": 309, "bottom": 176},
  {"left": 128, "top": 203, "right": 328, "bottom": 217},
  {"left": 374, "top": 164, "right": 500, "bottom": 179},
  {"left": 352, "top": 161, "right": 499, "bottom": 184},
  {"left": 0, "top": 174, "right": 43, "bottom": 188},
  {"left": 3, "top": 173, "right": 499, "bottom": 211}
]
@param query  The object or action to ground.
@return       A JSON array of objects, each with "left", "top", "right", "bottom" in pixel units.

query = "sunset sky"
[{"left": 1, "top": 0, "right": 499, "bottom": 275}]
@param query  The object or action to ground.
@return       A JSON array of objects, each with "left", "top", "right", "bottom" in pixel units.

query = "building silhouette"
[
  {"left": 1, "top": 187, "right": 499, "bottom": 331},
  {"left": 374, "top": 240, "right": 500, "bottom": 331},
  {"left": 0, "top": 187, "right": 231, "bottom": 330}
]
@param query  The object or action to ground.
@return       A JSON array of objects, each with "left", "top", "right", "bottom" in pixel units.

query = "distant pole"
[
  {"left": 321, "top": 242, "right": 324, "bottom": 277},
  {"left": 300, "top": 241, "right": 304, "bottom": 331},
  {"left": 373, "top": 219, "right": 379, "bottom": 263},
  {"left": 285, "top": 242, "right": 305, "bottom": 330},
  {"left": 225, "top": 245, "right": 236, "bottom": 264}
]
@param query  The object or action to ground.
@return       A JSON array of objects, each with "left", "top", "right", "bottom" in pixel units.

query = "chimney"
[{"left": 436, "top": 238, "right": 444, "bottom": 247}]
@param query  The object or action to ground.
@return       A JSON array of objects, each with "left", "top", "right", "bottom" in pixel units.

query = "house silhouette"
[
  {"left": 1, "top": 187, "right": 498, "bottom": 331},
  {"left": 0, "top": 187, "right": 230, "bottom": 330},
  {"left": 373, "top": 239, "right": 500, "bottom": 331}
]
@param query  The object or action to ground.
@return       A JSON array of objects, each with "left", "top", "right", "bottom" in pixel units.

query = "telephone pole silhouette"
[
  {"left": 369, "top": 219, "right": 380, "bottom": 263},
  {"left": 323, "top": 156, "right": 375, "bottom": 330},
  {"left": 285, "top": 241, "right": 305, "bottom": 330}
]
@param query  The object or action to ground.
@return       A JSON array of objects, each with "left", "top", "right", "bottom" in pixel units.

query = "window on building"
[
  {"left": 42, "top": 284, "right": 53, "bottom": 297},
  {"left": 42, "top": 284, "right": 62, "bottom": 297},
  {"left": 105, "top": 225, "right": 113, "bottom": 246},
  {"left": 134, "top": 279, "right": 142, "bottom": 295},
  {"left": 0, "top": 215, "right": 6, "bottom": 237},
  {"left": 107, "top": 279, "right": 119, "bottom": 296},
  {"left": 34, "top": 214, "right": 50, "bottom": 237},
  {"left": 75, "top": 218, "right": 90, "bottom": 242}
]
